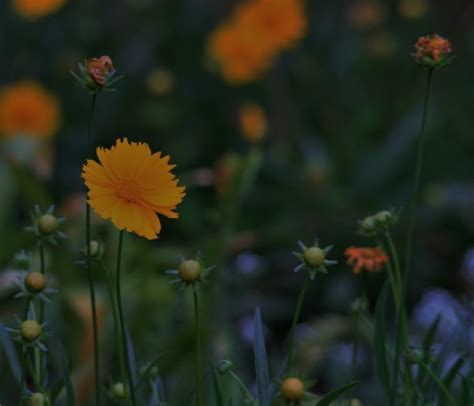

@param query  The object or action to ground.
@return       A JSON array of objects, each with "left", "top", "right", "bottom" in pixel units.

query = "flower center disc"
[{"left": 117, "top": 179, "right": 143, "bottom": 203}]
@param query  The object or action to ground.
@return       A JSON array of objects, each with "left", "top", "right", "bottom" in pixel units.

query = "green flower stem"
[
  {"left": 39, "top": 244, "right": 45, "bottom": 323},
  {"left": 19, "top": 350, "right": 26, "bottom": 405},
  {"left": 85, "top": 92, "right": 101, "bottom": 405},
  {"left": 400, "top": 69, "right": 433, "bottom": 406},
  {"left": 115, "top": 230, "right": 137, "bottom": 406},
  {"left": 192, "top": 284, "right": 203, "bottom": 406},
  {"left": 403, "top": 69, "right": 433, "bottom": 289},
  {"left": 26, "top": 352, "right": 49, "bottom": 404},
  {"left": 228, "top": 370, "right": 255, "bottom": 404},
  {"left": 100, "top": 261, "right": 127, "bottom": 394},
  {"left": 286, "top": 275, "right": 309, "bottom": 377},
  {"left": 29, "top": 301, "right": 42, "bottom": 389}
]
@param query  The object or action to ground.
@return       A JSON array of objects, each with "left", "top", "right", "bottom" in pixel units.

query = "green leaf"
[
  {"left": 315, "top": 380, "right": 359, "bottom": 406},
  {"left": 374, "top": 281, "right": 393, "bottom": 404},
  {"left": 212, "top": 367, "right": 226, "bottom": 406},
  {"left": 58, "top": 343, "right": 76, "bottom": 406},
  {"left": 442, "top": 355, "right": 464, "bottom": 388},
  {"left": 253, "top": 307, "right": 272, "bottom": 406}
]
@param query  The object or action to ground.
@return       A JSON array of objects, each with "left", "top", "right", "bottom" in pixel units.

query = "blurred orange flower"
[
  {"left": 208, "top": 0, "right": 307, "bottom": 84},
  {"left": 348, "top": 0, "right": 385, "bottom": 30},
  {"left": 345, "top": 246, "right": 389, "bottom": 274},
  {"left": 0, "top": 81, "right": 61, "bottom": 139},
  {"left": 414, "top": 34, "right": 452, "bottom": 63},
  {"left": 12, "top": 0, "right": 67, "bottom": 19},
  {"left": 82, "top": 138, "right": 186, "bottom": 240},
  {"left": 239, "top": 102, "right": 267, "bottom": 143}
]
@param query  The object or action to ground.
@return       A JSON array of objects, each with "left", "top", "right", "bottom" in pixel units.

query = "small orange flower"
[
  {"left": 345, "top": 246, "right": 389, "bottom": 274},
  {"left": 82, "top": 138, "right": 185, "bottom": 240},
  {"left": 0, "top": 81, "right": 61, "bottom": 138},
  {"left": 239, "top": 102, "right": 267, "bottom": 143},
  {"left": 86, "top": 56, "right": 114, "bottom": 86},
  {"left": 414, "top": 34, "right": 452, "bottom": 65},
  {"left": 208, "top": 0, "right": 307, "bottom": 84},
  {"left": 12, "top": 0, "right": 66, "bottom": 19}
]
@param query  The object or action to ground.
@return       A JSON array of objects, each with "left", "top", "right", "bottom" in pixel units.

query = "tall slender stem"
[
  {"left": 39, "top": 244, "right": 45, "bottom": 322},
  {"left": 403, "top": 69, "right": 433, "bottom": 293},
  {"left": 100, "top": 261, "right": 127, "bottom": 390},
  {"left": 85, "top": 93, "right": 101, "bottom": 405},
  {"left": 192, "top": 284, "right": 203, "bottom": 406},
  {"left": 19, "top": 350, "right": 26, "bottom": 405},
  {"left": 115, "top": 230, "right": 137, "bottom": 406},
  {"left": 286, "top": 276, "right": 309, "bottom": 377},
  {"left": 401, "top": 69, "right": 433, "bottom": 405}
]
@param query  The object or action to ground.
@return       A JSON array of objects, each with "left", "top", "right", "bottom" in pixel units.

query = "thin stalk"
[
  {"left": 85, "top": 92, "right": 101, "bottom": 405},
  {"left": 19, "top": 350, "right": 26, "bottom": 405},
  {"left": 115, "top": 230, "right": 137, "bottom": 406},
  {"left": 100, "top": 261, "right": 127, "bottom": 390},
  {"left": 403, "top": 69, "right": 433, "bottom": 296},
  {"left": 39, "top": 244, "right": 46, "bottom": 322},
  {"left": 401, "top": 69, "right": 433, "bottom": 406},
  {"left": 37, "top": 244, "right": 46, "bottom": 388},
  {"left": 29, "top": 302, "right": 41, "bottom": 388},
  {"left": 285, "top": 276, "right": 309, "bottom": 377},
  {"left": 192, "top": 284, "right": 203, "bottom": 406},
  {"left": 349, "top": 310, "right": 360, "bottom": 403}
]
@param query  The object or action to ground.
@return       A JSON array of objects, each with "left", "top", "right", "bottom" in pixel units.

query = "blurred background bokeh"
[{"left": 1, "top": 0, "right": 473, "bottom": 404}]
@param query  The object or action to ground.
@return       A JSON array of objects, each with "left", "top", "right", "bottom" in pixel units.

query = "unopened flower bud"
[
  {"left": 37, "top": 214, "right": 59, "bottom": 235},
  {"left": 20, "top": 320, "right": 42, "bottom": 342},
  {"left": 25, "top": 272, "right": 46, "bottom": 293},
  {"left": 374, "top": 210, "right": 391, "bottom": 223},
  {"left": 85, "top": 56, "right": 115, "bottom": 89},
  {"left": 361, "top": 215, "right": 375, "bottom": 231},
  {"left": 303, "top": 246, "right": 326, "bottom": 268},
  {"left": 28, "top": 393, "right": 45, "bottom": 406},
  {"left": 281, "top": 377, "right": 305, "bottom": 401},
  {"left": 83, "top": 240, "right": 103, "bottom": 259},
  {"left": 14, "top": 251, "right": 31, "bottom": 270},
  {"left": 111, "top": 382, "right": 126, "bottom": 400},
  {"left": 178, "top": 259, "right": 202, "bottom": 283},
  {"left": 217, "top": 360, "right": 234, "bottom": 374}
]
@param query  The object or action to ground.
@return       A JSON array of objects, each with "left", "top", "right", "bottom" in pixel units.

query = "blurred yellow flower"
[
  {"left": 208, "top": 0, "right": 307, "bottom": 84},
  {"left": 0, "top": 81, "right": 61, "bottom": 139},
  {"left": 239, "top": 102, "right": 267, "bottom": 143},
  {"left": 82, "top": 138, "right": 186, "bottom": 240},
  {"left": 12, "top": 0, "right": 67, "bottom": 19}
]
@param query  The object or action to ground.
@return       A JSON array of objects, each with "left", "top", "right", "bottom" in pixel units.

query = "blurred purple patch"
[
  {"left": 234, "top": 252, "right": 262, "bottom": 275},
  {"left": 238, "top": 316, "right": 255, "bottom": 344},
  {"left": 412, "top": 288, "right": 464, "bottom": 336}
]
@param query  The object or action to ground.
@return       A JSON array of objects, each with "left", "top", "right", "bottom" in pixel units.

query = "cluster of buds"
[
  {"left": 72, "top": 55, "right": 121, "bottom": 93},
  {"left": 25, "top": 205, "right": 67, "bottom": 246},
  {"left": 167, "top": 253, "right": 215, "bottom": 291},
  {"left": 292, "top": 238, "right": 337, "bottom": 280},
  {"left": 358, "top": 209, "right": 398, "bottom": 237},
  {"left": 413, "top": 34, "right": 454, "bottom": 70}
]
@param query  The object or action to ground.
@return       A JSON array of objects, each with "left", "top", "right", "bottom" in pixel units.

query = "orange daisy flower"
[
  {"left": 345, "top": 246, "right": 389, "bottom": 274},
  {"left": 82, "top": 138, "right": 186, "bottom": 240},
  {"left": 12, "top": 0, "right": 67, "bottom": 19},
  {"left": 414, "top": 34, "right": 452, "bottom": 63},
  {"left": 0, "top": 81, "right": 61, "bottom": 139}
]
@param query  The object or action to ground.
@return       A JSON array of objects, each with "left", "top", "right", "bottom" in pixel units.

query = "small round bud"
[
  {"left": 111, "top": 382, "right": 126, "bottom": 400},
  {"left": 14, "top": 251, "right": 31, "bottom": 270},
  {"left": 28, "top": 393, "right": 45, "bottom": 406},
  {"left": 374, "top": 210, "right": 391, "bottom": 223},
  {"left": 178, "top": 260, "right": 202, "bottom": 283},
  {"left": 37, "top": 214, "right": 59, "bottom": 235},
  {"left": 281, "top": 377, "right": 305, "bottom": 401},
  {"left": 361, "top": 215, "right": 375, "bottom": 230},
  {"left": 303, "top": 247, "right": 325, "bottom": 268},
  {"left": 20, "top": 320, "right": 42, "bottom": 342},
  {"left": 83, "top": 240, "right": 103, "bottom": 259},
  {"left": 25, "top": 272, "right": 46, "bottom": 293},
  {"left": 217, "top": 360, "right": 234, "bottom": 374}
]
